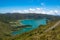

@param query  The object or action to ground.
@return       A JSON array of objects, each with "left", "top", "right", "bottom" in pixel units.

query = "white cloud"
[
  {"left": 36, "top": 8, "right": 41, "bottom": 10},
  {"left": 28, "top": 8, "right": 35, "bottom": 13},
  {"left": 54, "top": 10, "right": 60, "bottom": 15},
  {"left": 54, "top": 10, "right": 58, "bottom": 13},
  {"left": 24, "top": 10, "right": 29, "bottom": 13},
  {"left": 46, "top": 10, "right": 60, "bottom": 15},
  {"left": 11, "top": 10, "right": 21, "bottom": 13},
  {"left": 1, "top": 7, "right": 60, "bottom": 16},
  {"left": 11, "top": 8, "right": 59, "bottom": 16},
  {"left": 47, "top": 10, "right": 54, "bottom": 15}
]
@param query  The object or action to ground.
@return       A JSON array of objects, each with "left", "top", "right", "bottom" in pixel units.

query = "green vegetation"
[
  {"left": 9, "top": 20, "right": 60, "bottom": 40},
  {"left": 0, "top": 13, "right": 60, "bottom": 40}
]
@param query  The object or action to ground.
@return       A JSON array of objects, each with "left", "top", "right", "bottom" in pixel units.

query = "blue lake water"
[{"left": 12, "top": 19, "right": 47, "bottom": 35}]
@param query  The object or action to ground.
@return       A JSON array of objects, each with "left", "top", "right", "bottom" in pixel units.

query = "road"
[
  {"left": 44, "top": 21, "right": 60, "bottom": 32},
  {"left": 40, "top": 20, "right": 60, "bottom": 36}
]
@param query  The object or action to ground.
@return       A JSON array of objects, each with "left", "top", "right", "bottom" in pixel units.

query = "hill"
[
  {"left": 0, "top": 13, "right": 60, "bottom": 40},
  {"left": 0, "top": 13, "right": 60, "bottom": 22}
]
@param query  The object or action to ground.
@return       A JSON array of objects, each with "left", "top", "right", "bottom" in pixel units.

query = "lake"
[{"left": 12, "top": 19, "right": 47, "bottom": 35}]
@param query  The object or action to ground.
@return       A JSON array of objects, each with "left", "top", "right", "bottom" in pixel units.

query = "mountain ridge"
[{"left": 0, "top": 13, "right": 60, "bottom": 23}]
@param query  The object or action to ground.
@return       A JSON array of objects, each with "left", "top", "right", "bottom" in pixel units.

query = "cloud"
[
  {"left": 47, "top": 10, "right": 54, "bottom": 15},
  {"left": 10, "top": 8, "right": 60, "bottom": 16},
  {"left": 0, "top": 7, "right": 60, "bottom": 16},
  {"left": 11, "top": 10, "right": 22, "bottom": 13},
  {"left": 24, "top": 10, "right": 28, "bottom": 12},
  {"left": 46, "top": 10, "right": 60, "bottom": 15}
]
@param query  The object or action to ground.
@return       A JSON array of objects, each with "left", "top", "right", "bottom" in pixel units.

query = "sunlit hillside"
[{"left": 0, "top": 13, "right": 60, "bottom": 40}]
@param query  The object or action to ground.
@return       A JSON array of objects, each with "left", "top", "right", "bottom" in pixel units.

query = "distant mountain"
[
  {"left": 0, "top": 13, "right": 60, "bottom": 23},
  {"left": 0, "top": 13, "right": 60, "bottom": 39}
]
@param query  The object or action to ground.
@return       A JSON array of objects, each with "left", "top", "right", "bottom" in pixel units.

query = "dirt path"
[
  {"left": 40, "top": 20, "right": 60, "bottom": 36},
  {"left": 44, "top": 21, "right": 60, "bottom": 32}
]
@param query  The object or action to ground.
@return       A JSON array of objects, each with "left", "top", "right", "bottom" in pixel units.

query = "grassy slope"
[
  {"left": 0, "top": 20, "right": 60, "bottom": 40},
  {"left": 0, "top": 13, "right": 60, "bottom": 40},
  {"left": 0, "top": 22, "right": 12, "bottom": 40},
  {"left": 9, "top": 20, "right": 60, "bottom": 40}
]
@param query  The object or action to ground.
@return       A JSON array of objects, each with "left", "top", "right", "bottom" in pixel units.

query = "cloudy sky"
[{"left": 0, "top": 0, "right": 60, "bottom": 15}]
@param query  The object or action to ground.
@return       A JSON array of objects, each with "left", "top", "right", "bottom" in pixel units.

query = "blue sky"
[{"left": 0, "top": 0, "right": 60, "bottom": 14}]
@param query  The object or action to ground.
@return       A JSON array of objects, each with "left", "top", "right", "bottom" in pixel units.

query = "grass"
[
  {"left": 0, "top": 19, "right": 60, "bottom": 40},
  {"left": 9, "top": 20, "right": 60, "bottom": 40}
]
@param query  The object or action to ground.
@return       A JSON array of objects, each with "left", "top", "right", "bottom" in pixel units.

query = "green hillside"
[
  {"left": 9, "top": 20, "right": 60, "bottom": 40},
  {"left": 0, "top": 13, "right": 60, "bottom": 40}
]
